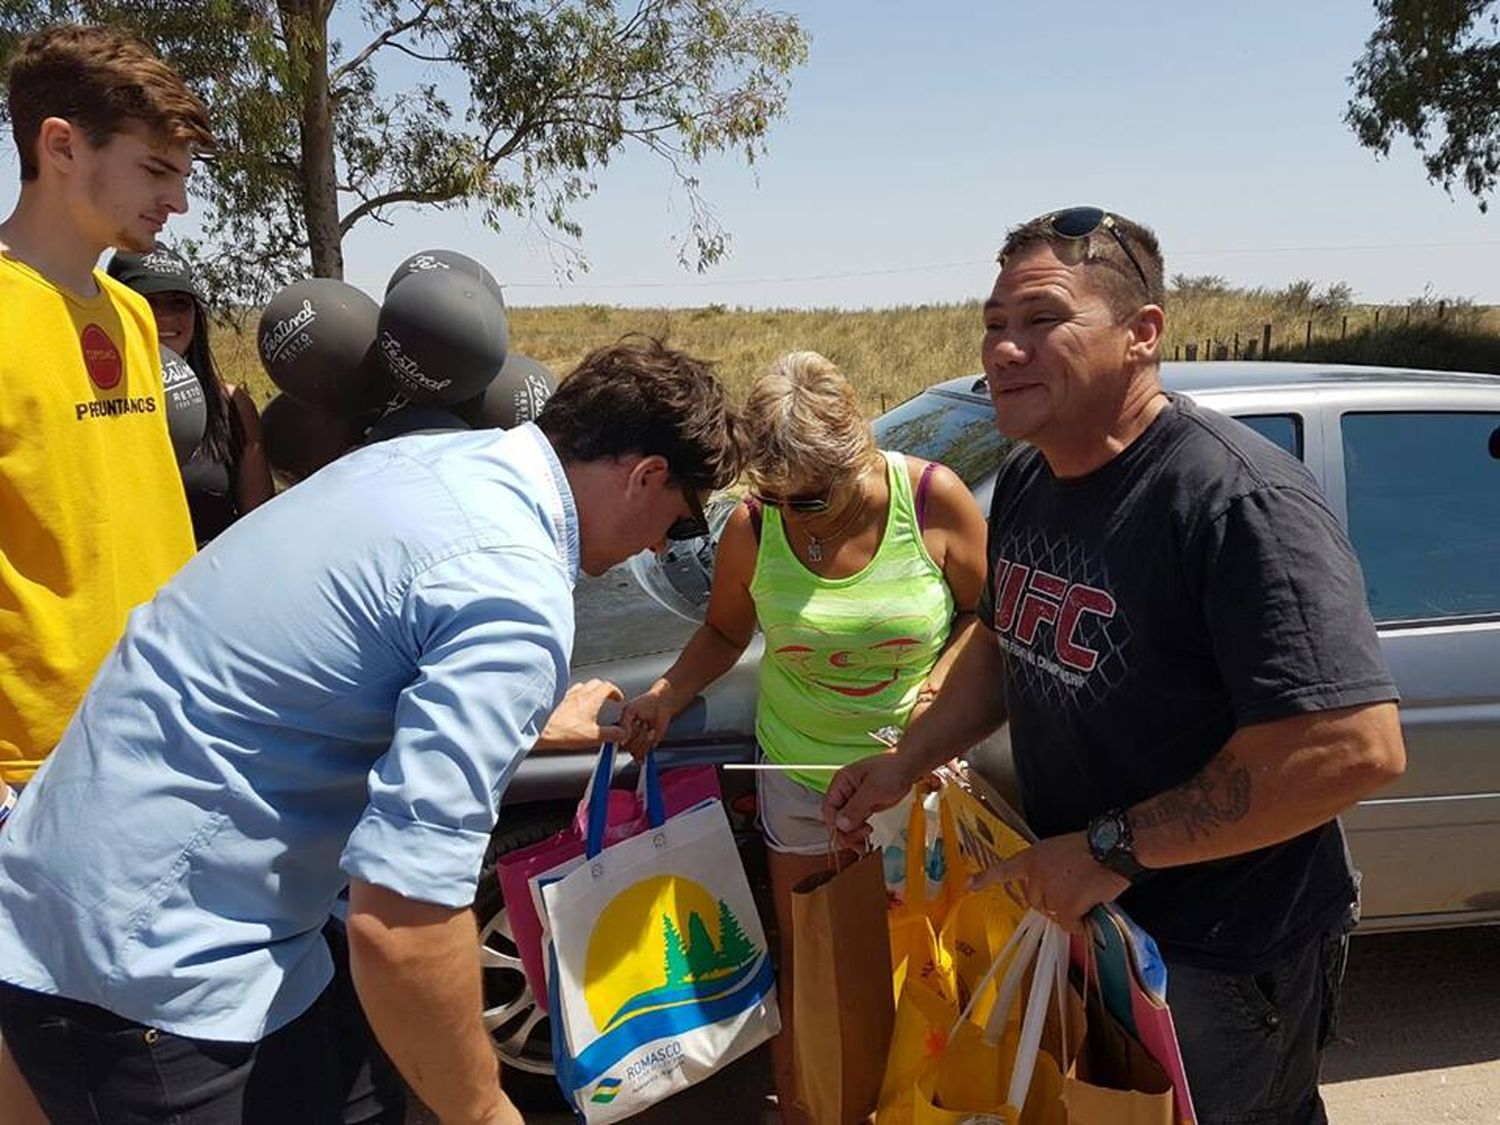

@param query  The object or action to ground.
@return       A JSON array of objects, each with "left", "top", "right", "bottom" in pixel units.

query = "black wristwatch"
[{"left": 1086, "top": 808, "right": 1152, "bottom": 883}]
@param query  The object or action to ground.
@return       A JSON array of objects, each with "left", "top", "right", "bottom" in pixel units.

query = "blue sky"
[{"left": 5, "top": 0, "right": 1496, "bottom": 308}]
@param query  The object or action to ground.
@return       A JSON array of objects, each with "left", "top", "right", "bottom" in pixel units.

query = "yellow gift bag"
[
  {"left": 913, "top": 910, "right": 1072, "bottom": 1125},
  {"left": 888, "top": 789, "right": 965, "bottom": 1004},
  {"left": 876, "top": 955, "right": 959, "bottom": 1125},
  {"left": 938, "top": 880, "right": 1027, "bottom": 1014}
]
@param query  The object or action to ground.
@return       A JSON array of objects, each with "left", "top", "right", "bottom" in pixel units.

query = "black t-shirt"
[
  {"left": 180, "top": 375, "right": 246, "bottom": 547},
  {"left": 978, "top": 394, "right": 1398, "bottom": 970},
  {"left": 181, "top": 448, "right": 238, "bottom": 546}
]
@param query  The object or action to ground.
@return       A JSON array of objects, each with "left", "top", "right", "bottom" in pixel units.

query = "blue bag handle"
[{"left": 583, "top": 743, "right": 667, "bottom": 859}]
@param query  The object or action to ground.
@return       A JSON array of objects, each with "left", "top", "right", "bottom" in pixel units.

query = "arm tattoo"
[{"left": 1131, "top": 751, "right": 1252, "bottom": 844}]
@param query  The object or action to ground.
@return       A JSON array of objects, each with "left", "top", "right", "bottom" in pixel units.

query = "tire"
[{"left": 472, "top": 802, "right": 574, "bottom": 1112}]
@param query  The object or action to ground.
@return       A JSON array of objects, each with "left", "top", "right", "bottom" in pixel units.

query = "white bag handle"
[
  {"left": 1053, "top": 924, "right": 1072, "bottom": 1075},
  {"left": 1006, "top": 922, "right": 1066, "bottom": 1110},
  {"left": 980, "top": 915, "right": 1047, "bottom": 1048},
  {"left": 946, "top": 908, "right": 1045, "bottom": 1043},
  {"left": 941, "top": 908, "right": 1069, "bottom": 1114}
]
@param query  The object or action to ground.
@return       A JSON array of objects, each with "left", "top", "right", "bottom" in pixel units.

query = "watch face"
[{"left": 1091, "top": 818, "right": 1122, "bottom": 853}]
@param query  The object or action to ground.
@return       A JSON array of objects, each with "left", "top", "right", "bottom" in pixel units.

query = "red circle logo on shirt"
[{"left": 80, "top": 324, "right": 123, "bottom": 390}]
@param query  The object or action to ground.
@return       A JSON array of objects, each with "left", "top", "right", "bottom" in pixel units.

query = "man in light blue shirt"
[{"left": 0, "top": 339, "right": 741, "bottom": 1125}]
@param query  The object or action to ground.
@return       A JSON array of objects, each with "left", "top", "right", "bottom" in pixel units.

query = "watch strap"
[{"left": 1089, "top": 808, "right": 1151, "bottom": 883}]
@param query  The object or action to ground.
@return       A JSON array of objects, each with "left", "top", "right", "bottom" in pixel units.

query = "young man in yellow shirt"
[
  {"left": 0, "top": 24, "right": 214, "bottom": 1122},
  {"left": 0, "top": 25, "right": 212, "bottom": 809}
]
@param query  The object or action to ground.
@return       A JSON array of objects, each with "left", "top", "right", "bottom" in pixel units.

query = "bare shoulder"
[
  {"left": 714, "top": 499, "right": 760, "bottom": 571},
  {"left": 703, "top": 500, "right": 763, "bottom": 634},
  {"left": 903, "top": 455, "right": 981, "bottom": 524}
]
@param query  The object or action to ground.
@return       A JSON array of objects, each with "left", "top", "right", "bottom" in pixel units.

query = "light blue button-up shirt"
[{"left": 0, "top": 424, "right": 579, "bottom": 1041}]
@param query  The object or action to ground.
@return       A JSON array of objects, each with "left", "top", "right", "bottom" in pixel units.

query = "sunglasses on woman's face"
[
  {"left": 1038, "top": 206, "right": 1151, "bottom": 296},
  {"left": 748, "top": 488, "right": 830, "bottom": 514}
]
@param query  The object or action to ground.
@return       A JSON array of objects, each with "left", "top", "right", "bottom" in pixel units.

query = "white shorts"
[{"left": 756, "top": 759, "right": 835, "bottom": 857}]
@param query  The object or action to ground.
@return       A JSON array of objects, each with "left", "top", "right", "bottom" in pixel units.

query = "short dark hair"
[
  {"left": 6, "top": 24, "right": 214, "bottom": 181},
  {"left": 537, "top": 337, "right": 743, "bottom": 493},
  {"left": 998, "top": 210, "right": 1165, "bottom": 319}
]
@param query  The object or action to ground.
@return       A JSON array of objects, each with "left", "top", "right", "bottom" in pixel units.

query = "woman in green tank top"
[{"left": 621, "top": 351, "right": 987, "bottom": 1124}]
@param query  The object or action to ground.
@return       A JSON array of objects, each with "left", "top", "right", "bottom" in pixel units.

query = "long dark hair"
[{"left": 182, "top": 301, "right": 241, "bottom": 468}]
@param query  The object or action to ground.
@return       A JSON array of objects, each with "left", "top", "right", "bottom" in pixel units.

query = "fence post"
[
  {"left": 1174, "top": 344, "right": 1181, "bottom": 361},
  {"left": 1405, "top": 305, "right": 1411, "bottom": 325},
  {"left": 1233, "top": 332, "right": 1240, "bottom": 359},
  {"left": 1185, "top": 342, "right": 1198, "bottom": 361},
  {"left": 1205, "top": 338, "right": 1212, "bottom": 361},
  {"left": 1262, "top": 323, "right": 1272, "bottom": 358},
  {"left": 1341, "top": 315, "right": 1348, "bottom": 339},
  {"left": 1305, "top": 319, "right": 1312, "bottom": 346},
  {"left": 1438, "top": 300, "right": 1446, "bottom": 320},
  {"left": 1374, "top": 308, "right": 1380, "bottom": 328},
  {"left": 879, "top": 392, "right": 887, "bottom": 413}
]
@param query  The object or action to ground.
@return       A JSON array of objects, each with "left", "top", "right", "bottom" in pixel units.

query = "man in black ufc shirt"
[{"left": 825, "top": 208, "right": 1405, "bottom": 1123}]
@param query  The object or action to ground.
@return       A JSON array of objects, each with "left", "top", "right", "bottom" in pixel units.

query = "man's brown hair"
[
  {"left": 6, "top": 23, "right": 213, "bottom": 180},
  {"left": 537, "top": 336, "right": 743, "bottom": 494}
]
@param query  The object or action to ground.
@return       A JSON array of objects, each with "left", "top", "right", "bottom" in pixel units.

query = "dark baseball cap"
[{"left": 106, "top": 249, "right": 205, "bottom": 302}]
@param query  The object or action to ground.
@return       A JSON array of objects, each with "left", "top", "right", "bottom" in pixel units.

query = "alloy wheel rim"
[{"left": 477, "top": 902, "right": 554, "bottom": 1074}]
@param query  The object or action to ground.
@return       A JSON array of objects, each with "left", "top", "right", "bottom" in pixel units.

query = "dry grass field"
[{"left": 217, "top": 288, "right": 1500, "bottom": 416}]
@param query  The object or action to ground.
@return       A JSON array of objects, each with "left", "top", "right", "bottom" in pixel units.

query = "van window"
[
  {"left": 874, "top": 392, "right": 1010, "bottom": 488},
  {"left": 1342, "top": 412, "right": 1500, "bottom": 623},
  {"left": 1236, "top": 414, "right": 1302, "bottom": 459}
]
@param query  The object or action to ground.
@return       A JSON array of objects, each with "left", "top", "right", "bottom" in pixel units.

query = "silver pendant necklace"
[{"left": 803, "top": 483, "right": 867, "bottom": 564}]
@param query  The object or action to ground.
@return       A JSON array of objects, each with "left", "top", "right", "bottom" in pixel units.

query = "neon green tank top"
[{"left": 750, "top": 451, "right": 955, "bottom": 791}]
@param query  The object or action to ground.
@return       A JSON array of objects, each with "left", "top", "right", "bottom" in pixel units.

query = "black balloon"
[
  {"left": 258, "top": 278, "right": 384, "bottom": 412},
  {"left": 159, "top": 346, "right": 206, "bottom": 465},
  {"left": 378, "top": 266, "right": 508, "bottom": 405},
  {"left": 453, "top": 353, "right": 557, "bottom": 430},
  {"left": 365, "top": 405, "right": 471, "bottom": 444},
  {"left": 385, "top": 249, "right": 505, "bottom": 309},
  {"left": 261, "top": 392, "right": 364, "bottom": 484}
]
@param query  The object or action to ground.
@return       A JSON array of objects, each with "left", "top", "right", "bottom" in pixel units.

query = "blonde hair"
[{"left": 742, "top": 351, "right": 879, "bottom": 493}]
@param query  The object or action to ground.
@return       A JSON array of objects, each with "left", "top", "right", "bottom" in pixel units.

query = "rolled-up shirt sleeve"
[{"left": 341, "top": 545, "right": 573, "bottom": 907}]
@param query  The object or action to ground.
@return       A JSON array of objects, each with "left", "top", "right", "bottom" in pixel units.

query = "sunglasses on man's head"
[
  {"left": 666, "top": 487, "right": 711, "bottom": 542},
  {"left": 748, "top": 488, "right": 830, "bottom": 514},
  {"left": 1039, "top": 206, "right": 1151, "bottom": 296}
]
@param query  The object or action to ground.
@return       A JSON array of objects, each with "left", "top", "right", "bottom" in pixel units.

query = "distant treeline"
[
  {"left": 1163, "top": 274, "right": 1498, "bottom": 372},
  {"left": 217, "top": 279, "right": 1499, "bottom": 416}
]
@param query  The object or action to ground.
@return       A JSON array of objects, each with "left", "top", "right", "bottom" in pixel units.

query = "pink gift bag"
[
  {"left": 496, "top": 745, "right": 720, "bottom": 1010},
  {"left": 1072, "top": 905, "right": 1198, "bottom": 1125}
]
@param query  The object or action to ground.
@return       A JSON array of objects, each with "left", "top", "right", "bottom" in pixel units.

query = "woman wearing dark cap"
[{"left": 108, "top": 249, "right": 275, "bottom": 544}]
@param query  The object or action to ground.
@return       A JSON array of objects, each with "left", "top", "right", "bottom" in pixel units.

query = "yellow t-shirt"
[{"left": 0, "top": 254, "right": 195, "bottom": 783}]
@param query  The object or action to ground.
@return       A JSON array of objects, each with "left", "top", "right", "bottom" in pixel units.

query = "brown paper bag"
[
  {"left": 792, "top": 848, "right": 896, "bottom": 1124},
  {"left": 1063, "top": 974, "right": 1174, "bottom": 1125}
]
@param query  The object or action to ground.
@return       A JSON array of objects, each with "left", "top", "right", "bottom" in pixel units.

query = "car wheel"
[{"left": 473, "top": 803, "right": 574, "bottom": 1111}]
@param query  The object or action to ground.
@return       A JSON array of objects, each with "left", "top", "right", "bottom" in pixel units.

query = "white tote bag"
[{"left": 542, "top": 749, "right": 779, "bottom": 1123}]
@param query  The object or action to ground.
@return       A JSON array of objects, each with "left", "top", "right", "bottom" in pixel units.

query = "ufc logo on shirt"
[{"left": 991, "top": 559, "right": 1117, "bottom": 674}]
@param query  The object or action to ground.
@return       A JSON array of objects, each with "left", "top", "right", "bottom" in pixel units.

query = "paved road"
[
  {"left": 1322, "top": 926, "right": 1500, "bottom": 1122},
  {"left": 411, "top": 925, "right": 1500, "bottom": 1124}
]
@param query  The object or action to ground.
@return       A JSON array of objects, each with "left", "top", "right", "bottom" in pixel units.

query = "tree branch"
[
  {"left": 340, "top": 185, "right": 462, "bottom": 234},
  {"left": 386, "top": 40, "right": 450, "bottom": 64},
  {"left": 331, "top": 0, "right": 438, "bottom": 87}
]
